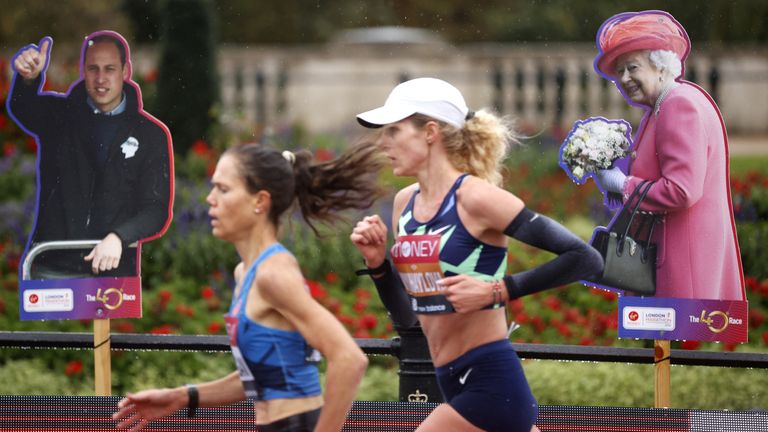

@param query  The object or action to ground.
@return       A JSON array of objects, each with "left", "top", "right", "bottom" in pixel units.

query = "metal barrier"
[
  {"left": 22, "top": 240, "right": 140, "bottom": 280},
  {"left": 3, "top": 331, "right": 768, "bottom": 367}
]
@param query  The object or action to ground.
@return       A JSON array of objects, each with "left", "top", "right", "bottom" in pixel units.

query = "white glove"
[{"left": 595, "top": 166, "right": 627, "bottom": 194}]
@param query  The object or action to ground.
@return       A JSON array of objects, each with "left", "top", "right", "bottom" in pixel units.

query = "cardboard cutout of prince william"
[{"left": 7, "top": 31, "right": 174, "bottom": 320}]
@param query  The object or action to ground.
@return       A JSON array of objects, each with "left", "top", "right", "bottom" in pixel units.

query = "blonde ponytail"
[{"left": 412, "top": 110, "right": 520, "bottom": 186}]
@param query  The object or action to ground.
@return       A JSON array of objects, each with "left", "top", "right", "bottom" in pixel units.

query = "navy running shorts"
[{"left": 435, "top": 339, "right": 538, "bottom": 432}]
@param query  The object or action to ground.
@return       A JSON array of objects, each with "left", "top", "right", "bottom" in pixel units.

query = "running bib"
[
  {"left": 225, "top": 313, "right": 259, "bottom": 400},
  {"left": 391, "top": 234, "right": 454, "bottom": 314}
]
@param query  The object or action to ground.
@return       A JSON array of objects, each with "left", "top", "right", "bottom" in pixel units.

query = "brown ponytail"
[{"left": 226, "top": 140, "right": 386, "bottom": 234}]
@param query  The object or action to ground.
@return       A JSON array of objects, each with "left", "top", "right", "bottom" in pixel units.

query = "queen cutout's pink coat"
[{"left": 622, "top": 82, "right": 745, "bottom": 300}]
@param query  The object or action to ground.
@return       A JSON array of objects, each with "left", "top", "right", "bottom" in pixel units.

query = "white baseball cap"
[{"left": 357, "top": 77, "right": 470, "bottom": 129}]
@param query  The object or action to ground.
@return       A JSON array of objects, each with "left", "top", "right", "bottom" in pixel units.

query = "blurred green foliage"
[{"left": 153, "top": 0, "right": 219, "bottom": 156}]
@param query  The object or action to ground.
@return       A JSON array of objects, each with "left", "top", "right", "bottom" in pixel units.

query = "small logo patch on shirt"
[{"left": 121, "top": 136, "right": 139, "bottom": 159}]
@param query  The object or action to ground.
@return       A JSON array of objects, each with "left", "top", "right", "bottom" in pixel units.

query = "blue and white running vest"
[{"left": 225, "top": 243, "right": 321, "bottom": 400}]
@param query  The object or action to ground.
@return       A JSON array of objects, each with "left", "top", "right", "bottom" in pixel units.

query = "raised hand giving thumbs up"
[{"left": 13, "top": 37, "right": 52, "bottom": 81}]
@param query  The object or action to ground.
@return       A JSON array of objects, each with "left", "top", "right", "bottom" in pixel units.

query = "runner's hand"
[{"left": 350, "top": 215, "right": 388, "bottom": 268}]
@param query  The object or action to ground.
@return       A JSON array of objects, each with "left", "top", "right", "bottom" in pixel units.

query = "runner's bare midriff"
[{"left": 419, "top": 307, "right": 507, "bottom": 367}]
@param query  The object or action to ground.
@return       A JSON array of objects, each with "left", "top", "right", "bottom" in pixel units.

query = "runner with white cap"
[{"left": 351, "top": 77, "right": 603, "bottom": 432}]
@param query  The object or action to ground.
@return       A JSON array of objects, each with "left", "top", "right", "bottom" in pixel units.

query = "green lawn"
[{"left": 732, "top": 154, "right": 768, "bottom": 176}]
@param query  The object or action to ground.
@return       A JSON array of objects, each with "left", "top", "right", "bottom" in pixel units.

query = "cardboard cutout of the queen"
[
  {"left": 559, "top": 10, "right": 748, "bottom": 343},
  {"left": 7, "top": 31, "right": 173, "bottom": 320}
]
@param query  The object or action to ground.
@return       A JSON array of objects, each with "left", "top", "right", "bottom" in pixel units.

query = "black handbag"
[{"left": 588, "top": 180, "right": 658, "bottom": 296}]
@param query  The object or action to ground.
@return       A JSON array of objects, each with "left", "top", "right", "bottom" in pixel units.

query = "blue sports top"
[
  {"left": 392, "top": 174, "right": 507, "bottom": 313},
  {"left": 225, "top": 243, "right": 321, "bottom": 401}
]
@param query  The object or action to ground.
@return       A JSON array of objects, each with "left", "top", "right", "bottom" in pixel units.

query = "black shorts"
[
  {"left": 435, "top": 339, "right": 538, "bottom": 432},
  {"left": 257, "top": 407, "right": 320, "bottom": 432}
]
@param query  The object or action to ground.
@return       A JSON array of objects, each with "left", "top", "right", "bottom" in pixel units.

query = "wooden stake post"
[
  {"left": 94, "top": 319, "right": 112, "bottom": 396},
  {"left": 653, "top": 339, "right": 670, "bottom": 407}
]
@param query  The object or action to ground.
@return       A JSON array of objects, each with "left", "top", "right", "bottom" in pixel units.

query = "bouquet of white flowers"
[{"left": 559, "top": 117, "right": 632, "bottom": 184}]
